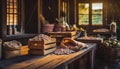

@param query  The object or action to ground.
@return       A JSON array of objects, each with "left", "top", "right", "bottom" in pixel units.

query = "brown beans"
[{"left": 54, "top": 48, "right": 75, "bottom": 55}]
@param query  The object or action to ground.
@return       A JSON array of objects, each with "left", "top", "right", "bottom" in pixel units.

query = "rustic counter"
[
  {"left": 2, "top": 43, "right": 96, "bottom": 69},
  {"left": 76, "top": 36, "right": 103, "bottom": 43}
]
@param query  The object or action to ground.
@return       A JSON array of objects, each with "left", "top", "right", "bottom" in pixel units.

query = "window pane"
[
  {"left": 78, "top": 14, "right": 89, "bottom": 25},
  {"left": 7, "top": 0, "right": 18, "bottom": 25},
  {"left": 92, "top": 3, "right": 103, "bottom": 25},
  {"left": 14, "top": 9, "right": 17, "bottom": 13},
  {"left": 78, "top": 3, "right": 89, "bottom": 14},
  {"left": 92, "top": 14, "right": 102, "bottom": 25},
  {"left": 78, "top": 3, "right": 89, "bottom": 25},
  {"left": 9, "top": 9, "right": 13, "bottom": 13}
]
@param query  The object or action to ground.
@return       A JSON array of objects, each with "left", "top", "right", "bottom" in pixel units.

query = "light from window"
[
  {"left": 62, "top": 1, "right": 67, "bottom": 21},
  {"left": 7, "top": 0, "right": 18, "bottom": 25},
  {"left": 92, "top": 3, "right": 103, "bottom": 25},
  {"left": 78, "top": 3, "right": 89, "bottom": 25}
]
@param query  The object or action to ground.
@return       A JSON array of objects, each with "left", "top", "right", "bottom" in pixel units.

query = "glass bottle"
[{"left": 110, "top": 20, "right": 117, "bottom": 33}]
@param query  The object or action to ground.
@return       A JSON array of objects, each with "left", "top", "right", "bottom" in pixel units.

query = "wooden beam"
[{"left": 58, "top": 0, "right": 61, "bottom": 18}]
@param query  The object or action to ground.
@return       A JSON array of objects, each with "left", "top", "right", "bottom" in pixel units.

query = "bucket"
[
  {"left": 42, "top": 24, "right": 54, "bottom": 33},
  {"left": 53, "top": 24, "right": 62, "bottom": 32}
]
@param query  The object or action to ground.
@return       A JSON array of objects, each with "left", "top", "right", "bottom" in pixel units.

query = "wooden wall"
[
  {"left": 0, "top": 0, "right": 7, "bottom": 39},
  {"left": 42, "top": 0, "right": 58, "bottom": 23},
  {"left": 0, "top": 0, "right": 120, "bottom": 40},
  {"left": 106, "top": 0, "right": 120, "bottom": 40},
  {"left": 0, "top": 0, "right": 2, "bottom": 38},
  {"left": 24, "top": 0, "right": 38, "bottom": 34}
]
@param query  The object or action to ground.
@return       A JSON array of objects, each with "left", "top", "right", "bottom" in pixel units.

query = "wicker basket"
[{"left": 98, "top": 44, "right": 120, "bottom": 62}]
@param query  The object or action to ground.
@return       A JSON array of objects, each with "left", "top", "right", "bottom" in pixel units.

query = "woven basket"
[{"left": 98, "top": 44, "right": 120, "bottom": 62}]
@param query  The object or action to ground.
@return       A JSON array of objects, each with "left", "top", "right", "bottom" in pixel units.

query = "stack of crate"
[{"left": 28, "top": 37, "right": 56, "bottom": 55}]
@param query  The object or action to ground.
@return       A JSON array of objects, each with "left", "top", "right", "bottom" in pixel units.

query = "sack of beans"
[
  {"left": 3, "top": 40, "right": 22, "bottom": 51},
  {"left": 3, "top": 40, "right": 22, "bottom": 59},
  {"left": 60, "top": 38, "right": 88, "bottom": 51}
]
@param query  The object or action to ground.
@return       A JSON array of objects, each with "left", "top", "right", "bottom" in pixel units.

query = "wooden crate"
[
  {"left": 28, "top": 41, "right": 56, "bottom": 49},
  {"left": 29, "top": 47, "right": 56, "bottom": 55},
  {"left": 20, "top": 45, "right": 29, "bottom": 56},
  {"left": 28, "top": 38, "right": 56, "bottom": 55},
  {"left": 28, "top": 38, "right": 56, "bottom": 50}
]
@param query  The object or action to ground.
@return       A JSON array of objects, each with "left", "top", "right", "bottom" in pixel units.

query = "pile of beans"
[
  {"left": 54, "top": 48, "right": 75, "bottom": 55},
  {"left": 29, "top": 34, "right": 51, "bottom": 42}
]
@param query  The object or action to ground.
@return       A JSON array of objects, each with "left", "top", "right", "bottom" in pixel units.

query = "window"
[
  {"left": 78, "top": 3, "right": 103, "bottom": 26},
  {"left": 78, "top": 3, "right": 89, "bottom": 25},
  {"left": 7, "top": 0, "right": 18, "bottom": 25},
  {"left": 92, "top": 3, "right": 103, "bottom": 25},
  {"left": 7, "top": 0, "right": 22, "bottom": 35}
]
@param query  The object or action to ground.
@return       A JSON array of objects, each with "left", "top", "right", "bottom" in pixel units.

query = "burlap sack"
[
  {"left": 3, "top": 40, "right": 22, "bottom": 51},
  {"left": 3, "top": 50, "right": 20, "bottom": 59},
  {"left": 3, "top": 40, "right": 22, "bottom": 59}
]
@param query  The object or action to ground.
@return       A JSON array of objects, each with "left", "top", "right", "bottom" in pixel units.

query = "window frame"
[
  {"left": 77, "top": 2, "right": 105, "bottom": 27},
  {"left": 6, "top": 0, "right": 24, "bottom": 35},
  {"left": 7, "top": 0, "right": 18, "bottom": 26},
  {"left": 92, "top": 3, "right": 103, "bottom": 26},
  {"left": 77, "top": 3, "right": 89, "bottom": 26}
]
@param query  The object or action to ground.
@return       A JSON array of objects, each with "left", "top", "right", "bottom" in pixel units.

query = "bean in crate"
[{"left": 28, "top": 34, "right": 56, "bottom": 55}]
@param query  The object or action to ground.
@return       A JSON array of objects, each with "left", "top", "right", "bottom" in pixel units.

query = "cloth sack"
[{"left": 3, "top": 40, "right": 22, "bottom": 51}]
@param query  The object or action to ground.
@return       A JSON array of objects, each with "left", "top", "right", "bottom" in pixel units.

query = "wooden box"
[
  {"left": 29, "top": 47, "right": 56, "bottom": 55},
  {"left": 28, "top": 38, "right": 56, "bottom": 50},
  {"left": 28, "top": 38, "right": 56, "bottom": 55},
  {"left": 20, "top": 45, "right": 29, "bottom": 56}
]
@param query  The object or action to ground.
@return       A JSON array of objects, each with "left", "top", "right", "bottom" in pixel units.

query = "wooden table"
[
  {"left": 76, "top": 36, "right": 103, "bottom": 43},
  {"left": 92, "top": 29, "right": 115, "bottom": 38},
  {"left": 2, "top": 44, "right": 96, "bottom": 69},
  {"left": 48, "top": 31, "right": 77, "bottom": 44},
  {"left": 48, "top": 31, "right": 76, "bottom": 38}
]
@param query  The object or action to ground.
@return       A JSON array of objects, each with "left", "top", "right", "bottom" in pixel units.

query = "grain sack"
[
  {"left": 3, "top": 40, "right": 22, "bottom": 51},
  {"left": 3, "top": 50, "right": 20, "bottom": 59},
  {"left": 3, "top": 40, "right": 22, "bottom": 59}
]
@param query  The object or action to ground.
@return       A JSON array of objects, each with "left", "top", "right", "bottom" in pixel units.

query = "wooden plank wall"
[
  {"left": 0, "top": 0, "right": 7, "bottom": 39},
  {"left": 42, "top": 0, "right": 58, "bottom": 24},
  {"left": 24, "top": 0, "right": 38, "bottom": 34}
]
